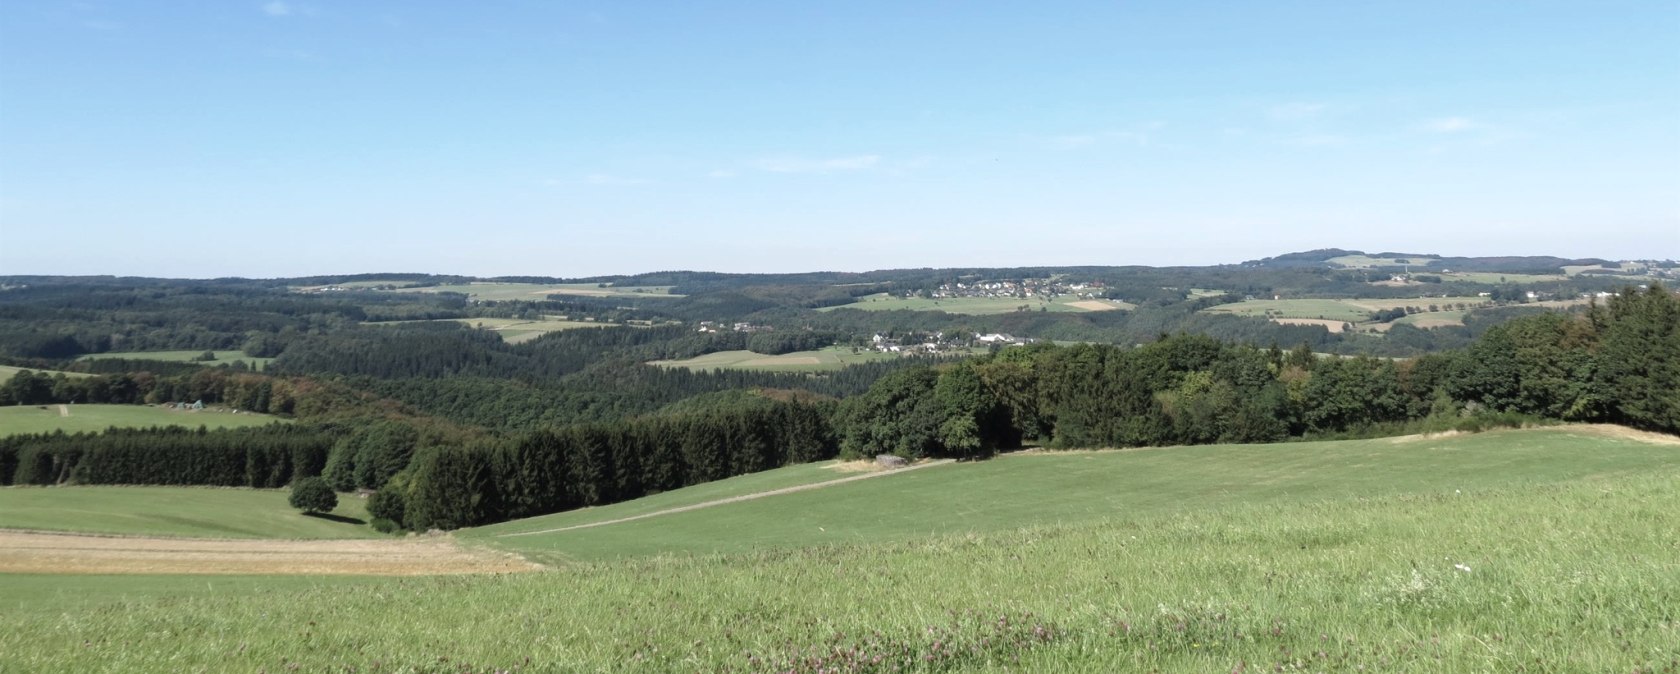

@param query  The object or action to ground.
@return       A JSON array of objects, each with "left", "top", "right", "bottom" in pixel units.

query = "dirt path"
[
  {"left": 58, "top": 404, "right": 69, "bottom": 417},
  {"left": 500, "top": 459, "right": 954, "bottom": 538},
  {"left": 0, "top": 530, "right": 541, "bottom": 575}
]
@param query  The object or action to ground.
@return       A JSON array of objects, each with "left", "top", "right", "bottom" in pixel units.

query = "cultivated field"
[
  {"left": 3, "top": 426, "right": 1675, "bottom": 672},
  {"left": 648, "top": 346, "right": 902, "bottom": 372},
  {"left": 0, "top": 404, "right": 286, "bottom": 437},
  {"left": 76, "top": 350, "right": 273, "bottom": 370},
  {"left": 396, "top": 282, "right": 681, "bottom": 301},
  {"left": 1439, "top": 271, "right": 1568, "bottom": 284},
  {"left": 824, "top": 293, "right": 1135, "bottom": 314}
]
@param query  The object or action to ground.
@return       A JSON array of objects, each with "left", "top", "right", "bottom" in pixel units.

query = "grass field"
[
  {"left": 3, "top": 426, "right": 1675, "bottom": 672},
  {"left": 476, "top": 425, "right": 1678, "bottom": 562},
  {"left": 369, "top": 316, "right": 623, "bottom": 343},
  {"left": 649, "top": 346, "right": 905, "bottom": 372},
  {"left": 471, "top": 460, "right": 866, "bottom": 537},
  {"left": 823, "top": 293, "right": 1134, "bottom": 314},
  {"left": 0, "top": 364, "right": 91, "bottom": 382},
  {"left": 1440, "top": 271, "right": 1568, "bottom": 284},
  {"left": 396, "top": 282, "right": 681, "bottom": 301},
  {"left": 76, "top": 350, "right": 273, "bottom": 370},
  {"left": 1204, "top": 296, "right": 1492, "bottom": 323},
  {"left": 1392, "top": 308, "right": 1468, "bottom": 328},
  {"left": 1325, "top": 254, "right": 1441, "bottom": 268},
  {"left": 0, "top": 404, "right": 286, "bottom": 437},
  {"left": 0, "top": 486, "right": 374, "bottom": 539}
]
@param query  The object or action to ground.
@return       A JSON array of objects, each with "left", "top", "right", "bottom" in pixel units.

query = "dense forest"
[{"left": 1, "top": 256, "right": 1673, "bottom": 532}]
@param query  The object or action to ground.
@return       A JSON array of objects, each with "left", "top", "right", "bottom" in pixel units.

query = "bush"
[
  {"left": 369, "top": 517, "right": 400, "bottom": 534},
  {"left": 288, "top": 477, "right": 338, "bottom": 514},
  {"left": 366, "top": 488, "right": 406, "bottom": 526}
]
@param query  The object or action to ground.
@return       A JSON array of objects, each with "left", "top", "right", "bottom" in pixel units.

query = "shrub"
[
  {"left": 288, "top": 476, "right": 338, "bottom": 514},
  {"left": 366, "top": 488, "right": 406, "bottom": 526},
  {"left": 369, "top": 517, "right": 400, "bottom": 534}
]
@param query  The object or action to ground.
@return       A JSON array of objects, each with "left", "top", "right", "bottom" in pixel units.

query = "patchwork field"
[
  {"left": 3, "top": 426, "right": 1675, "bottom": 672},
  {"left": 823, "top": 293, "right": 1135, "bottom": 314},
  {"left": 0, "top": 404, "right": 286, "bottom": 437},
  {"left": 648, "top": 346, "right": 902, "bottom": 372},
  {"left": 76, "top": 350, "right": 273, "bottom": 370},
  {"left": 396, "top": 282, "right": 681, "bottom": 301}
]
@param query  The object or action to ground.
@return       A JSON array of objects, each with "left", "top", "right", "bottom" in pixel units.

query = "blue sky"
[{"left": 1, "top": 1, "right": 1676, "bottom": 277}]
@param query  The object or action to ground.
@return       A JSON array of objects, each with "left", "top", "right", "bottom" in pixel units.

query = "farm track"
[
  {"left": 499, "top": 459, "right": 955, "bottom": 538},
  {"left": 0, "top": 531, "right": 542, "bottom": 576}
]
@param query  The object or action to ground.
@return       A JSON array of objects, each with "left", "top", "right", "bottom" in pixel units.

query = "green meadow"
[
  {"left": 76, "top": 350, "right": 274, "bottom": 370},
  {"left": 0, "top": 486, "right": 373, "bottom": 539},
  {"left": 1203, "top": 296, "right": 1491, "bottom": 323},
  {"left": 0, "top": 404, "right": 286, "bottom": 438},
  {"left": 1325, "top": 254, "right": 1441, "bottom": 268},
  {"left": 369, "top": 316, "right": 623, "bottom": 342},
  {"left": 472, "top": 426, "right": 1677, "bottom": 562},
  {"left": 648, "top": 346, "right": 903, "bottom": 372},
  {"left": 823, "top": 293, "right": 1134, "bottom": 314},
  {"left": 396, "top": 282, "right": 682, "bottom": 301},
  {"left": 0, "top": 364, "right": 91, "bottom": 381},
  {"left": 3, "top": 425, "right": 1675, "bottom": 672}
]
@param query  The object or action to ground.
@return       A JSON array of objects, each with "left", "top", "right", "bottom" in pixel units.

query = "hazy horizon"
[{"left": 3, "top": 2, "right": 1676, "bottom": 277}]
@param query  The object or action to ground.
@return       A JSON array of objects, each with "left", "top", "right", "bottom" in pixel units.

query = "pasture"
[
  {"left": 396, "top": 282, "right": 681, "bottom": 301},
  {"left": 0, "top": 486, "right": 373, "bottom": 539},
  {"left": 648, "top": 346, "right": 902, "bottom": 372},
  {"left": 76, "top": 350, "right": 273, "bottom": 370},
  {"left": 1392, "top": 308, "right": 1468, "bottom": 328},
  {"left": 823, "top": 293, "right": 1134, "bottom": 314},
  {"left": 1440, "top": 271, "right": 1568, "bottom": 284},
  {"left": 3, "top": 425, "right": 1675, "bottom": 672},
  {"left": 0, "top": 404, "right": 286, "bottom": 438}
]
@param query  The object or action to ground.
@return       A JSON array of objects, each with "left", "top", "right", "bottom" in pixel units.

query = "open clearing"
[
  {"left": 6, "top": 426, "right": 1675, "bottom": 672},
  {"left": 0, "top": 404, "right": 286, "bottom": 437},
  {"left": 821, "top": 293, "right": 1134, "bottom": 314},
  {"left": 649, "top": 346, "right": 901, "bottom": 372},
  {"left": 396, "top": 282, "right": 681, "bottom": 301},
  {"left": 76, "top": 349, "right": 273, "bottom": 370},
  {"left": 0, "top": 531, "right": 537, "bottom": 575}
]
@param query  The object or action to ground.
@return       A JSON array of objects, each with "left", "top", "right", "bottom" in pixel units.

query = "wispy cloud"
[
  {"left": 753, "top": 155, "right": 880, "bottom": 174},
  {"left": 262, "top": 1, "right": 293, "bottom": 16},
  {"left": 1424, "top": 116, "right": 1477, "bottom": 133}
]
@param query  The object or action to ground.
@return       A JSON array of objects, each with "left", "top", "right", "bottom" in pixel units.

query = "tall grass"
[{"left": 5, "top": 471, "right": 1676, "bottom": 673}]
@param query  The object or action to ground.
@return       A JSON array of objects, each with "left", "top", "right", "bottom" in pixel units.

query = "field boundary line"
[{"left": 499, "top": 459, "right": 954, "bottom": 538}]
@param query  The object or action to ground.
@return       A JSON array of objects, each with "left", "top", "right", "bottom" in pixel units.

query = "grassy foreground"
[
  {"left": 0, "top": 486, "right": 374, "bottom": 539},
  {"left": 3, "top": 472, "right": 1675, "bottom": 672},
  {"left": 0, "top": 404, "right": 286, "bottom": 438}
]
